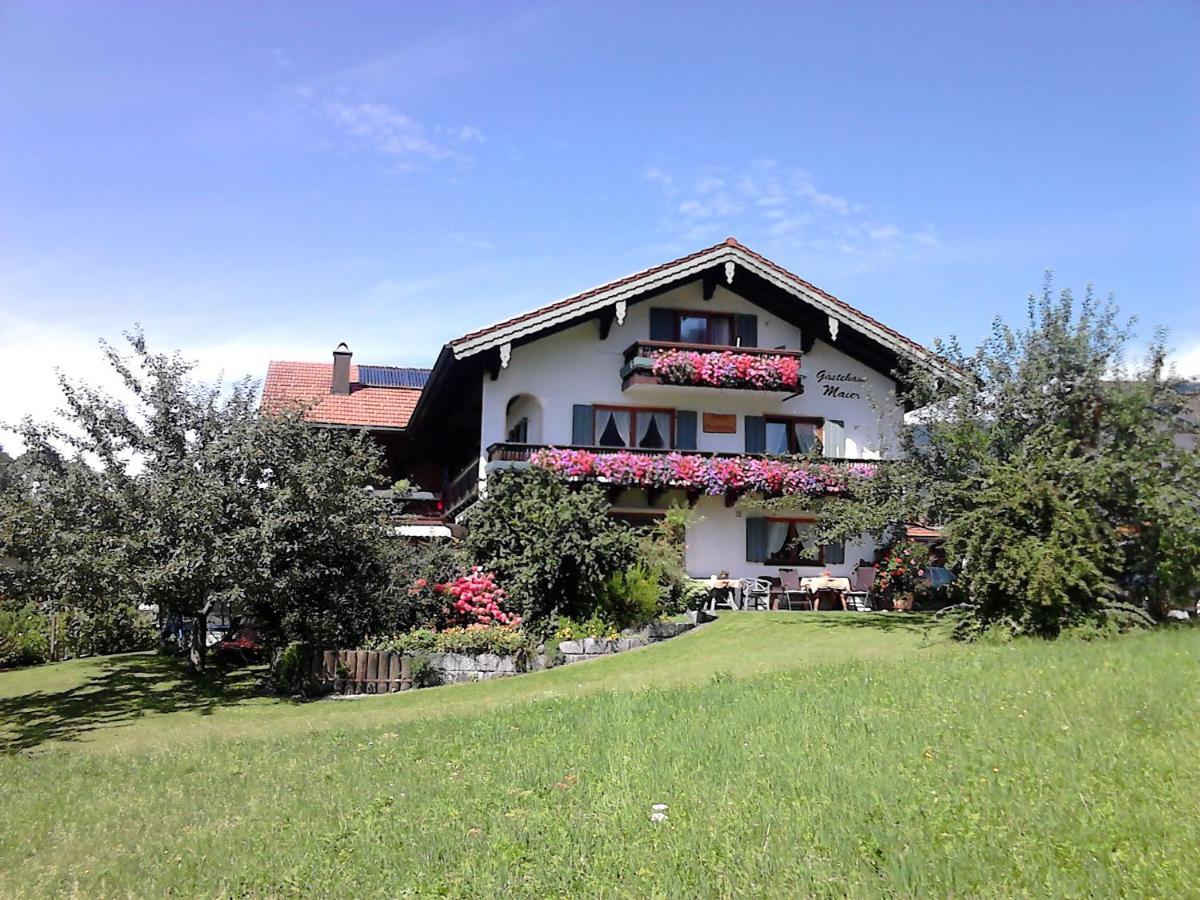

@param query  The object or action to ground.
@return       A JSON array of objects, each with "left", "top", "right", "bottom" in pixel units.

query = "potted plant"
[{"left": 876, "top": 541, "right": 930, "bottom": 612}]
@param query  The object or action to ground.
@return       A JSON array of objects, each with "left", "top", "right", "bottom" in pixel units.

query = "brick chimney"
[{"left": 331, "top": 342, "right": 352, "bottom": 395}]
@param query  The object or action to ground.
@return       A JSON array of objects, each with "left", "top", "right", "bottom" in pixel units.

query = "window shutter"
[
  {"left": 675, "top": 410, "right": 697, "bottom": 450},
  {"left": 735, "top": 314, "right": 758, "bottom": 347},
  {"left": 746, "top": 517, "right": 768, "bottom": 563},
  {"left": 649, "top": 308, "right": 674, "bottom": 341},
  {"left": 824, "top": 419, "right": 845, "bottom": 458},
  {"left": 822, "top": 542, "right": 846, "bottom": 565},
  {"left": 744, "top": 416, "right": 766, "bottom": 454},
  {"left": 571, "top": 404, "right": 594, "bottom": 445}
]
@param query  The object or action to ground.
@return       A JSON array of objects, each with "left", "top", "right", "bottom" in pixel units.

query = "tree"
[
  {"left": 0, "top": 328, "right": 398, "bottom": 670},
  {"left": 464, "top": 467, "right": 637, "bottom": 630},
  {"left": 818, "top": 278, "right": 1200, "bottom": 636}
]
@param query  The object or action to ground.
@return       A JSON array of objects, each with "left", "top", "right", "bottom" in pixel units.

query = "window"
[
  {"left": 675, "top": 311, "right": 734, "bottom": 346},
  {"left": 506, "top": 417, "right": 529, "bottom": 443},
  {"left": 764, "top": 416, "right": 824, "bottom": 455},
  {"left": 594, "top": 406, "right": 674, "bottom": 449},
  {"left": 763, "top": 518, "right": 843, "bottom": 566}
]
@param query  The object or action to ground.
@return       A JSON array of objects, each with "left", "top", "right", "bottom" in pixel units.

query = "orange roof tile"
[{"left": 262, "top": 361, "right": 421, "bottom": 429}]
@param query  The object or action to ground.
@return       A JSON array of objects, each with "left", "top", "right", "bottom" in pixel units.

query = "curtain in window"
[
  {"left": 793, "top": 422, "right": 818, "bottom": 454},
  {"left": 709, "top": 316, "right": 732, "bottom": 345},
  {"left": 765, "top": 421, "right": 790, "bottom": 455},
  {"left": 794, "top": 523, "right": 820, "bottom": 562},
  {"left": 824, "top": 419, "right": 845, "bottom": 457},
  {"left": 595, "top": 409, "right": 631, "bottom": 447},
  {"left": 766, "top": 520, "right": 790, "bottom": 557},
  {"left": 637, "top": 411, "right": 671, "bottom": 449}
]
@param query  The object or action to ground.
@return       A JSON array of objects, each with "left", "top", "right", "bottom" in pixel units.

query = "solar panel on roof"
[{"left": 357, "top": 366, "right": 430, "bottom": 389}]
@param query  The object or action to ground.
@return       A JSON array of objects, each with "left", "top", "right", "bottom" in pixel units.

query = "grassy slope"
[{"left": 1, "top": 614, "right": 1197, "bottom": 897}]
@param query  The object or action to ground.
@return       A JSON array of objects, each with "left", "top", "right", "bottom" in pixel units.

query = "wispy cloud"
[
  {"left": 644, "top": 160, "right": 938, "bottom": 269},
  {"left": 321, "top": 100, "right": 483, "bottom": 169}
]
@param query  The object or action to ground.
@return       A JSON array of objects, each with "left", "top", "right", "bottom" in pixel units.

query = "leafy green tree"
[
  {"left": 817, "top": 279, "right": 1199, "bottom": 636},
  {"left": 1, "top": 328, "right": 398, "bottom": 670},
  {"left": 465, "top": 467, "right": 637, "bottom": 630}
]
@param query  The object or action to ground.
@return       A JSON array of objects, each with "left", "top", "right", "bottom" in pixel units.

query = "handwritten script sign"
[{"left": 816, "top": 369, "right": 867, "bottom": 400}]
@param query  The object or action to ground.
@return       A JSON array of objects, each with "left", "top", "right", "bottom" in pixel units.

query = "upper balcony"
[{"left": 620, "top": 340, "right": 804, "bottom": 394}]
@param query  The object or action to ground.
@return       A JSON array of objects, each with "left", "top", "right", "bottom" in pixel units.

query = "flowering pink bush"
[
  {"left": 649, "top": 349, "right": 801, "bottom": 391},
  {"left": 530, "top": 448, "right": 876, "bottom": 497},
  {"left": 436, "top": 567, "right": 521, "bottom": 628}
]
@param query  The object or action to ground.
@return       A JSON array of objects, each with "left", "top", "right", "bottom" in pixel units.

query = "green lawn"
[{"left": 1, "top": 614, "right": 1197, "bottom": 896}]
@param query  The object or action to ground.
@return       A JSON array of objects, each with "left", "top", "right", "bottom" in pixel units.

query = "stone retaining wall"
[{"left": 556, "top": 621, "right": 695, "bottom": 665}]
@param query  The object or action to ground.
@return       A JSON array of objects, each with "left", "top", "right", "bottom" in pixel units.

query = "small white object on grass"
[{"left": 650, "top": 803, "right": 669, "bottom": 823}]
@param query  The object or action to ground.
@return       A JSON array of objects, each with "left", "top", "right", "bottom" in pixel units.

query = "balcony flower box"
[
  {"left": 649, "top": 348, "right": 801, "bottom": 391},
  {"left": 529, "top": 448, "right": 876, "bottom": 498}
]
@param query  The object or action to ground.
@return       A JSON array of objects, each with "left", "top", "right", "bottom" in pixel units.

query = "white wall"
[
  {"left": 476, "top": 279, "right": 897, "bottom": 574},
  {"left": 480, "top": 280, "right": 902, "bottom": 456},
  {"left": 685, "top": 498, "right": 875, "bottom": 580}
]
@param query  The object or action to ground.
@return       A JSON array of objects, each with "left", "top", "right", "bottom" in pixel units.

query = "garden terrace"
[
  {"left": 621, "top": 340, "right": 805, "bottom": 393},
  {"left": 483, "top": 442, "right": 877, "bottom": 506}
]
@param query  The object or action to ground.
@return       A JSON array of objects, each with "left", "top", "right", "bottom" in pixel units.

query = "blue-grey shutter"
[
  {"left": 824, "top": 419, "right": 845, "bottom": 458},
  {"left": 746, "top": 517, "right": 768, "bottom": 563},
  {"left": 649, "top": 308, "right": 674, "bottom": 341},
  {"left": 735, "top": 314, "right": 758, "bottom": 347},
  {"left": 744, "top": 416, "right": 766, "bottom": 454},
  {"left": 675, "top": 410, "right": 697, "bottom": 450},
  {"left": 571, "top": 404, "right": 594, "bottom": 446},
  {"left": 822, "top": 542, "right": 846, "bottom": 565}
]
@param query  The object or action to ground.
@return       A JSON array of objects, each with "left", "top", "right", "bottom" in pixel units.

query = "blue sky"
[{"left": 2, "top": 1, "right": 1198, "bottom": 431}]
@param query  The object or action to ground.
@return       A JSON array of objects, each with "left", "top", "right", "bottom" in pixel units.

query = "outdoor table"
[
  {"left": 800, "top": 576, "right": 852, "bottom": 611},
  {"left": 707, "top": 577, "right": 742, "bottom": 611}
]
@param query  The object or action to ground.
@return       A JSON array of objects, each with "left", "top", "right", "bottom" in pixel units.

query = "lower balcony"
[
  {"left": 485, "top": 442, "right": 877, "bottom": 506},
  {"left": 621, "top": 340, "right": 804, "bottom": 394}
]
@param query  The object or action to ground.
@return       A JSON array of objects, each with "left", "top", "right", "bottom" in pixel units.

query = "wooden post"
[
  {"left": 400, "top": 656, "right": 413, "bottom": 692},
  {"left": 388, "top": 653, "right": 401, "bottom": 692},
  {"left": 354, "top": 650, "right": 368, "bottom": 694},
  {"left": 365, "top": 651, "right": 379, "bottom": 694}
]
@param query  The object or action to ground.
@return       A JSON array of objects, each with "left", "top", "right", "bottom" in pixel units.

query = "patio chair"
[
  {"left": 739, "top": 578, "right": 773, "bottom": 611},
  {"left": 844, "top": 566, "right": 877, "bottom": 611},
  {"left": 777, "top": 569, "right": 814, "bottom": 611}
]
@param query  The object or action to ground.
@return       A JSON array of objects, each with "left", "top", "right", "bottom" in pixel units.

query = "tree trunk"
[{"left": 187, "top": 600, "right": 214, "bottom": 674}]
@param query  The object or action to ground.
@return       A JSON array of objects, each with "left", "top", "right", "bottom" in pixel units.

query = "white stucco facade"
[{"left": 473, "top": 279, "right": 904, "bottom": 579}]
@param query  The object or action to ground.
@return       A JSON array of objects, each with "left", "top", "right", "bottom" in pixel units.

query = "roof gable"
[{"left": 447, "top": 237, "right": 958, "bottom": 381}]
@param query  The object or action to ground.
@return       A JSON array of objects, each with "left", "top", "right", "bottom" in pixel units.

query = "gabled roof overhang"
[
  {"left": 447, "top": 238, "right": 964, "bottom": 386},
  {"left": 407, "top": 238, "right": 966, "bottom": 440}
]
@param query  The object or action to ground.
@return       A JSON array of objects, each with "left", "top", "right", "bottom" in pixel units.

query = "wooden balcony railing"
[
  {"left": 483, "top": 443, "right": 879, "bottom": 506},
  {"left": 442, "top": 459, "right": 482, "bottom": 516},
  {"left": 622, "top": 340, "right": 805, "bottom": 365}
]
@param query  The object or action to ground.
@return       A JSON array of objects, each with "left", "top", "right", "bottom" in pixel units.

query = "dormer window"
[{"left": 676, "top": 311, "right": 734, "bottom": 346}]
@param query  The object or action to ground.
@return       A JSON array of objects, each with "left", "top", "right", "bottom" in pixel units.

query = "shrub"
[
  {"left": 273, "top": 641, "right": 319, "bottom": 696},
  {"left": 368, "top": 625, "right": 534, "bottom": 658},
  {"left": 876, "top": 541, "right": 931, "bottom": 598},
  {"left": 0, "top": 603, "right": 50, "bottom": 668},
  {"left": 599, "top": 565, "right": 660, "bottom": 630},
  {"left": 383, "top": 539, "right": 472, "bottom": 632},
  {"left": 554, "top": 616, "right": 620, "bottom": 641},
  {"left": 465, "top": 468, "right": 638, "bottom": 630},
  {"left": 439, "top": 568, "right": 520, "bottom": 628}
]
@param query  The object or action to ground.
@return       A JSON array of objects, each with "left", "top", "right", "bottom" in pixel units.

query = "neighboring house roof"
[
  {"left": 262, "top": 361, "right": 424, "bottom": 430},
  {"left": 905, "top": 524, "right": 944, "bottom": 540},
  {"left": 448, "top": 236, "right": 960, "bottom": 380}
]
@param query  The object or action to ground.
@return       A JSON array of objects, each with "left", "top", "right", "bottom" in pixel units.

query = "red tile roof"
[{"left": 262, "top": 361, "right": 420, "bottom": 429}]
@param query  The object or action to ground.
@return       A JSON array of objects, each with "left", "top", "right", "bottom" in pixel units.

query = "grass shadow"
[
  {"left": 0, "top": 653, "right": 266, "bottom": 753},
  {"left": 766, "top": 611, "right": 937, "bottom": 634}
]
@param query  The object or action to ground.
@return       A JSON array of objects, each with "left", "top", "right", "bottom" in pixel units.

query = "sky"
[{"left": 2, "top": 1, "right": 1198, "bottom": 446}]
